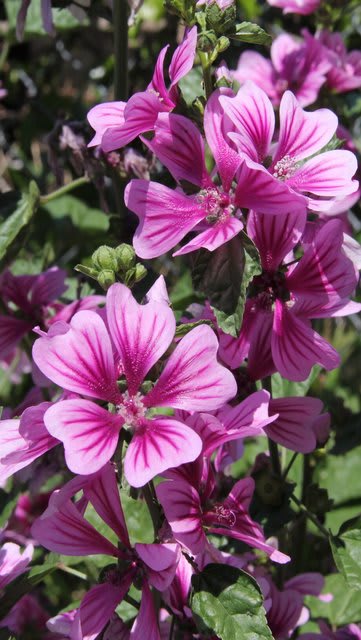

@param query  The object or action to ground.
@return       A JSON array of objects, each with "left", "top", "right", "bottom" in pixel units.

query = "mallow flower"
[
  {"left": 32, "top": 280, "right": 236, "bottom": 487},
  {"left": 220, "top": 82, "right": 358, "bottom": 213},
  {"left": 87, "top": 27, "right": 197, "bottom": 152}
]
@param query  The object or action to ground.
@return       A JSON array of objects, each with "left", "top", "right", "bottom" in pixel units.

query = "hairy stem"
[
  {"left": 39, "top": 175, "right": 89, "bottom": 204},
  {"left": 290, "top": 494, "right": 329, "bottom": 539},
  {"left": 199, "top": 51, "right": 213, "bottom": 100}
]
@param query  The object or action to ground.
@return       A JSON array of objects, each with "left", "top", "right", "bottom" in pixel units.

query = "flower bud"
[
  {"left": 134, "top": 263, "right": 147, "bottom": 283},
  {"left": 92, "top": 245, "right": 118, "bottom": 271},
  {"left": 114, "top": 243, "right": 136, "bottom": 272},
  {"left": 97, "top": 269, "right": 116, "bottom": 290}
]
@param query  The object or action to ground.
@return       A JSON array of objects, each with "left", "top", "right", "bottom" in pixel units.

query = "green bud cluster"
[{"left": 75, "top": 243, "right": 147, "bottom": 291}]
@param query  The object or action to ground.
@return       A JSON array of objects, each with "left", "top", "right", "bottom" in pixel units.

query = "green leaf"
[
  {"left": 191, "top": 564, "right": 273, "bottom": 639},
  {"left": 230, "top": 22, "right": 272, "bottom": 46},
  {"left": 192, "top": 234, "right": 261, "bottom": 337},
  {"left": 178, "top": 67, "right": 205, "bottom": 105},
  {"left": 175, "top": 319, "right": 213, "bottom": 337},
  {"left": 43, "top": 195, "right": 109, "bottom": 232},
  {"left": 330, "top": 516, "right": 361, "bottom": 589},
  {"left": 0, "top": 181, "right": 39, "bottom": 266},
  {"left": 120, "top": 490, "right": 154, "bottom": 545},
  {"left": 305, "top": 573, "right": 361, "bottom": 626},
  {"left": 0, "top": 563, "right": 57, "bottom": 619},
  {"left": 271, "top": 366, "right": 320, "bottom": 399},
  {"left": 5, "top": 0, "right": 88, "bottom": 39}
]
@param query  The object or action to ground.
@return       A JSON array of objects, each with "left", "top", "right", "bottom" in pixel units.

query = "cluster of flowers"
[{"left": 1, "top": 16, "right": 361, "bottom": 640}]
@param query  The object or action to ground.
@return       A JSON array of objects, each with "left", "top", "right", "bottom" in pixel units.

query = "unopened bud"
[
  {"left": 92, "top": 245, "right": 118, "bottom": 271},
  {"left": 97, "top": 269, "right": 116, "bottom": 290},
  {"left": 134, "top": 263, "right": 147, "bottom": 283},
  {"left": 114, "top": 243, "right": 136, "bottom": 272}
]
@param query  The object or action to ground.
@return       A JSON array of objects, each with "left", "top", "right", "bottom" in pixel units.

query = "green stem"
[
  {"left": 199, "top": 51, "right": 213, "bottom": 100},
  {"left": 281, "top": 452, "right": 298, "bottom": 481},
  {"left": 57, "top": 563, "right": 88, "bottom": 580},
  {"left": 169, "top": 616, "right": 176, "bottom": 640},
  {"left": 124, "top": 594, "right": 140, "bottom": 610},
  {"left": 142, "top": 481, "right": 162, "bottom": 539},
  {"left": 39, "top": 175, "right": 89, "bottom": 204},
  {"left": 113, "top": 0, "right": 129, "bottom": 101},
  {"left": 0, "top": 40, "right": 9, "bottom": 72},
  {"left": 268, "top": 437, "right": 282, "bottom": 477},
  {"left": 290, "top": 494, "right": 329, "bottom": 538}
]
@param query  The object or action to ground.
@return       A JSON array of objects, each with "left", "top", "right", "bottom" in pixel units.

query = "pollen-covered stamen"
[
  {"left": 117, "top": 391, "right": 147, "bottom": 428},
  {"left": 197, "top": 187, "right": 235, "bottom": 225},
  {"left": 203, "top": 504, "right": 237, "bottom": 528},
  {"left": 272, "top": 154, "right": 299, "bottom": 181}
]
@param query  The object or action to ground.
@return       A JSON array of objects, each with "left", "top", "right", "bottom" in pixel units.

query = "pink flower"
[
  {"left": 233, "top": 31, "right": 332, "bottom": 107},
  {"left": 220, "top": 83, "right": 358, "bottom": 213},
  {"left": 218, "top": 213, "right": 360, "bottom": 381},
  {"left": 0, "top": 267, "right": 67, "bottom": 361},
  {"left": 0, "top": 403, "right": 59, "bottom": 487},
  {"left": 0, "top": 541, "right": 33, "bottom": 590},
  {"left": 157, "top": 461, "right": 289, "bottom": 563},
  {"left": 265, "top": 572, "right": 329, "bottom": 639},
  {"left": 32, "top": 465, "right": 180, "bottom": 640},
  {"left": 318, "top": 31, "right": 361, "bottom": 93},
  {"left": 32, "top": 281, "right": 236, "bottom": 486},
  {"left": 87, "top": 27, "right": 197, "bottom": 152},
  {"left": 266, "top": 0, "right": 321, "bottom": 15},
  {"left": 0, "top": 594, "right": 49, "bottom": 637},
  {"left": 125, "top": 98, "right": 306, "bottom": 258}
]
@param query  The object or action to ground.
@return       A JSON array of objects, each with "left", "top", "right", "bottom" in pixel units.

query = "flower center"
[
  {"left": 272, "top": 155, "right": 298, "bottom": 181},
  {"left": 197, "top": 187, "right": 235, "bottom": 224},
  {"left": 250, "top": 271, "right": 290, "bottom": 311},
  {"left": 207, "top": 504, "right": 237, "bottom": 528},
  {"left": 117, "top": 391, "right": 146, "bottom": 427}
]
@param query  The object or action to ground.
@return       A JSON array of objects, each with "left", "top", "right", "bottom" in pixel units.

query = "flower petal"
[
  {"left": 169, "top": 26, "right": 197, "bottom": 87},
  {"left": 220, "top": 82, "right": 275, "bottom": 163},
  {"left": 130, "top": 581, "right": 161, "bottom": 640},
  {"left": 125, "top": 180, "right": 205, "bottom": 259},
  {"left": 101, "top": 92, "right": 166, "bottom": 152},
  {"left": 87, "top": 101, "right": 126, "bottom": 147},
  {"left": 287, "top": 219, "right": 358, "bottom": 303},
  {"left": 287, "top": 150, "right": 358, "bottom": 200},
  {"left": 44, "top": 399, "right": 122, "bottom": 475},
  {"left": 106, "top": 283, "right": 175, "bottom": 395},
  {"left": 79, "top": 580, "right": 132, "bottom": 640},
  {"left": 145, "top": 325, "right": 237, "bottom": 411},
  {"left": 32, "top": 311, "right": 120, "bottom": 402},
  {"left": 146, "top": 113, "right": 210, "bottom": 187},
  {"left": 135, "top": 543, "right": 180, "bottom": 590},
  {"left": 247, "top": 210, "right": 306, "bottom": 270},
  {"left": 124, "top": 417, "right": 202, "bottom": 488},
  {"left": 31, "top": 497, "right": 119, "bottom": 557},
  {"left": 234, "top": 157, "right": 306, "bottom": 214},
  {"left": 156, "top": 479, "right": 205, "bottom": 554},
  {"left": 272, "top": 300, "right": 340, "bottom": 381},
  {"left": 84, "top": 464, "right": 130, "bottom": 547},
  {"left": 204, "top": 89, "right": 241, "bottom": 192},
  {"left": 173, "top": 217, "right": 244, "bottom": 256},
  {"left": 266, "top": 397, "right": 322, "bottom": 453},
  {"left": 274, "top": 91, "right": 337, "bottom": 163}
]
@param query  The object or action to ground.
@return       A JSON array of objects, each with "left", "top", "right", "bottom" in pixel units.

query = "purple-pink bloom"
[
  {"left": 220, "top": 84, "right": 358, "bottom": 213},
  {"left": 317, "top": 31, "right": 361, "bottom": 93},
  {"left": 125, "top": 96, "right": 306, "bottom": 258},
  {"left": 0, "top": 541, "right": 33, "bottom": 590},
  {"left": 266, "top": 0, "right": 321, "bottom": 15},
  {"left": 157, "top": 460, "right": 289, "bottom": 563},
  {"left": 233, "top": 31, "right": 332, "bottom": 107},
  {"left": 217, "top": 213, "right": 360, "bottom": 381},
  {"left": 32, "top": 281, "right": 236, "bottom": 487},
  {"left": 87, "top": 27, "right": 197, "bottom": 152},
  {"left": 32, "top": 465, "right": 179, "bottom": 640}
]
